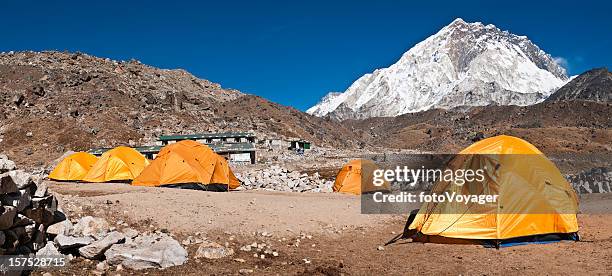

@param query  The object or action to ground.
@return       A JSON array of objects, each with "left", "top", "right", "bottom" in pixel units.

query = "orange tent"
[
  {"left": 82, "top": 146, "right": 150, "bottom": 182},
  {"left": 132, "top": 140, "right": 240, "bottom": 190},
  {"left": 333, "top": 159, "right": 390, "bottom": 195},
  {"left": 49, "top": 152, "right": 98, "bottom": 181},
  {"left": 408, "top": 135, "right": 579, "bottom": 242}
]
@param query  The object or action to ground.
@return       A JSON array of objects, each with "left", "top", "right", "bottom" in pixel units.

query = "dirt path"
[{"left": 49, "top": 181, "right": 397, "bottom": 236}]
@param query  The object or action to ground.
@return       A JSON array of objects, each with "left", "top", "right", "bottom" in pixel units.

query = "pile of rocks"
[
  {"left": 42, "top": 215, "right": 188, "bottom": 270},
  {"left": 0, "top": 154, "right": 57, "bottom": 255},
  {"left": 1, "top": 154, "right": 188, "bottom": 271},
  {"left": 567, "top": 167, "right": 612, "bottom": 194},
  {"left": 36, "top": 216, "right": 187, "bottom": 270},
  {"left": 236, "top": 165, "right": 334, "bottom": 192}
]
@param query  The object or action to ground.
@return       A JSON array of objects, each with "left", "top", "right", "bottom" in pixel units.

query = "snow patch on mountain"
[{"left": 307, "top": 18, "right": 569, "bottom": 120}]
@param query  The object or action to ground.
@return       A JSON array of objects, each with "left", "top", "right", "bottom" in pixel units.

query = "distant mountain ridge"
[
  {"left": 307, "top": 18, "right": 569, "bottom": 120},
  {"left": 547, "top": 68, "right": 611, "bottom": 102}
]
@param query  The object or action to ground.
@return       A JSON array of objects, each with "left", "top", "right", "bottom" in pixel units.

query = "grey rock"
[
  {"left": 72, "top": 216, "right": 110, "bottom": 239},
  {"left": 8, "top": 226, "right": 32, "bottom": 248},
  {"left": 47, "top": 219, "right": 73, "bottom": 236},
  {"left": 0, "top": 158, "right": 16, "bottom": 173},
  {"left": 23, "top": 224, "right": 36, "bottom": 238},
  {"left": 105, "top": 233, "right": 188, "bottom": 270},
  {"left": 54, "top": 234, "right": 94, "bottom": 250},
  {"left": 0, "top": 188, "right": 32, "bottom": 212},
  {"left": 33, "top": 178, "right": 48, "bottom": 197},
  {"left": 3, "top": 229, "right": 19, "bottom": 252},
  {"left": 195, "top": 241, "right": 234, "bottom": 259},
  {"left": 32, "top": 224, "right": 47, "bottom": 251},
  {"left": 121, "top": 228, "right": 139, "bottom": 239},
  {"left": 288, "top": 171, "right": 300, "bottom": 179},
  {"left": 36, "top": 242, "right": 64, "bottom": 258},
  {"left": 6, "top": 170, "right": 33, "bottom": 189},
  {"left": 30, "top": 195, "right": 57, "bottom": 210},
  {"left": 96, "top": 260, "right": 109, "bottom": 272},
  {"left": 11, "top": 93, "right": 24, "bottom": 106},
  {"left": 0, "top": 173, "right": 19, "bottom": 194},
  {"left": 79, "top": 231, "right": 125, "bottom": 259},
  {"left": 23, "top": 208, "right": 56, "bottom": 226},
  {"left": 0, "top": 206, "right": 17, "bottom": 230},
  {"left": 13, "top": 214, "right": 35, "bottom": 227},
  {"left": 23, "top": 196, "right": 57, "bottom": 225}
]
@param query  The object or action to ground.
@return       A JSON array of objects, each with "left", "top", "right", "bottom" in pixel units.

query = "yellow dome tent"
[
  {"left": 132, "top": 140, "right": 240, "bottom": 190},
  {"left": 333, "top": 159, "right": 390, "bottom": 195},
  {"left": 49, "top": 152, "right": 98, "bottom": 181},
  {"left": 408, "top": 135, "right": 579, "bottom": 244},
  {"left": 82, "top": 146, "right": 150, "bottom": 183}
]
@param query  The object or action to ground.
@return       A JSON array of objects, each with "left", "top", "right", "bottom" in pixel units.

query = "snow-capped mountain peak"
[{"left": 307, "top": 18, "right": 568, "bottom": 120}]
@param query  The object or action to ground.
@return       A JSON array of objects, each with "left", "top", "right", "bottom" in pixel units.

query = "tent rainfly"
[
  {"left": 333, "top": 159, "right": 390, "bottom": 195},
  {"left": 132, "top": 140, "right": 240, "bottom": 191},
  {"left": 408, "top": 135, "right": 579, "bottom": 246},
  {"left": 49, "top": 152, "right": 98, "bottom": 181},
  {"left": 82, "top": 146, "right": 150, "bottom": 183}
]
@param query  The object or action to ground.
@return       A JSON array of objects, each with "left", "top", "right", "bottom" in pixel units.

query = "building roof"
[
  {"left": 88, "top": 142, "right": 255, "bottom": 156},
  {"left": 159, "top": 132, "right": 255, "bottom": 141},
  {"left": 88, "top": 145, "right": 162, "bottom": 156},
  {"left": 210, "top": 142, "right": 255, "bottom": 153}
]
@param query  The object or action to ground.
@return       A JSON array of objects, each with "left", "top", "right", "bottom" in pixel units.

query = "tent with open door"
[
  {"left": 132, "top": 140, "right": 240, "bottom": 191},
  {"left": 82, "top": 146, "right": 150, "bottom": 183},
  {"left": 48, "top": 152, "right": 98, "bottom": 181},
  {"left": 333, "top": 159, "right": 390, "bottom": 195},
  {"left": 407, "top": 135, "right": 579, "bottom": 246}
]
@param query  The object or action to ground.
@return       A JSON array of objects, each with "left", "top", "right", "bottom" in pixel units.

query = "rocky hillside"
[
  {"left": 0, "top": 51, "right": 365, "bottom": 168},
  {"left": 547, "top": 68, "right": 612, "bottom": 102},
  {"left": 346, "top": 100, "right": 612, "bottom": 154},
  {"left": 308, "top": 18, "right": 568, "bottom": 120}
]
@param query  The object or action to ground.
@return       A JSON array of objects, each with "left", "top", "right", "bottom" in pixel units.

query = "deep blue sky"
[{"left": 2, "top": 0, "right": 610, "bottom": 110}]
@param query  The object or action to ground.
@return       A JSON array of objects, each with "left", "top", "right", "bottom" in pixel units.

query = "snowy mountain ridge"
[{"left": 307, "top": 18, "right": 569, "bottom": 120}]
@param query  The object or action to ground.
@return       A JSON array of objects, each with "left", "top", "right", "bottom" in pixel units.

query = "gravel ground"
[{"left": 37, "top": 181, "right": 612, "bottom": 275}]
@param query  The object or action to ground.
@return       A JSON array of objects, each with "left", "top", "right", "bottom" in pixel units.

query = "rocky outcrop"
[
  {"left": 547, "top": 68, "right": 612, "bottom": 102},
  {"left": 567, "top": 167, "right": 612, "bottom": 194},
  {"left": 0, "top": 51, "right": 364, "bottom": 169}
]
